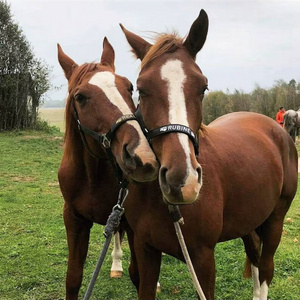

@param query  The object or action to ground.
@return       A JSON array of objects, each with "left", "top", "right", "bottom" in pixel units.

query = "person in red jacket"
[{"left": 276, "top": 106, "right": 285, "bottom": 127}]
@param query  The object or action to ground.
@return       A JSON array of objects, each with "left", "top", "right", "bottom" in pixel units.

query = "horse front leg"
[
  {"left": 125, "top": 226, "right": 140, "bottom": 292},
  {"left": 189, "top": 246, "right": 216, "bottom": 300},
  {"left": 110, "top": 231, "right": 123, "bottom": 278},
  {"left": 135, "top": 240, "right": 162, "bottom": 300},
  {"left": 64, "top": 204, "right": 93, "bottom": 300}
]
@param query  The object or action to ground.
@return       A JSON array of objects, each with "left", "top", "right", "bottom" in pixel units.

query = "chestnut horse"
[
  {"left": 120, "top": 10, "right": 298, "bottom": 300},
  {"left": 57, "top": 38, "right": 158, "bottom": 300}
]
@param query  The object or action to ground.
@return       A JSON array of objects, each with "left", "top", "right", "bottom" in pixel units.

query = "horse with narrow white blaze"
[
  {"left": 159, "top": 59, "right": 202, "bottom": 203},
  {"left": 120, "top": 9, "right": 298, "bottom": 300},
  {"left": 57, "top": 37, "right": 158, "bottom": 300}
]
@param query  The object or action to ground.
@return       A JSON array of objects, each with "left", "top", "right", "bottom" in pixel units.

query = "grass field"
[{"left": 0, "top": 112, "right": 299, "bottom": 299}]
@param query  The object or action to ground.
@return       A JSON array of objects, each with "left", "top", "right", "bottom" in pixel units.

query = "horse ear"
[
  {"left": 183, "top": 9, "right": 209, "bottom": 59},
  {"left": 57, "top": 44, "right": 78, "bottom": 80},
  {"left": 100, "top": 37, "right": 115, "bottom": 71},
  {"left": 119, "top": 23, "right": 152, "bottom": 60}
]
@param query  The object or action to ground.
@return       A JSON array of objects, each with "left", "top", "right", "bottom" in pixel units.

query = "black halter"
[
  {"left": 72, "top": 103, "right": 137, "bottom": 187},
  {"left": 135, "top": 105, "right": 199, "bottom": 156}
]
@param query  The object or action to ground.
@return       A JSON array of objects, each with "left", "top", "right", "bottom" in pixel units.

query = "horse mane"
[
  {"left": 63, "top": 63, "right": 98, "bottom": 162},
  {"left": 199, "top": 123, "right": 207, "bottom": 137},
  {"left": 141, "top": 32, "right": 184, "bottom": 69}
]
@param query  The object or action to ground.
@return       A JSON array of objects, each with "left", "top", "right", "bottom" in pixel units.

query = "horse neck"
[{"left": 64, "top": 128, "right": 113, "bottom": 183}]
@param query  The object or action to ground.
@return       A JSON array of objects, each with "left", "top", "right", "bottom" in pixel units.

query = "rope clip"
[{"left": 118, "top": 187, "right": 129, "bottom": 205}]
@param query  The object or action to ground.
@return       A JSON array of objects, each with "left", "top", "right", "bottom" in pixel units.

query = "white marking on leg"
[
  {"left": 251, "top": 265, "right": 260, "bottom": 300},
  {"left": 260, "top": 281, "right": 269, "bottom": 300},
  {"left": 110, "top": 232, "right": 123, "bottom": 278},
  {"left": 156, "top": 281, "right": 161, "bottom": 293},
  {"left": 160, "top": 60, "right": 201, "bottom": 193}
]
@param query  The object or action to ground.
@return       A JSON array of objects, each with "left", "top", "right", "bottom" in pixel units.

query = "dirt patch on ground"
[
  {"left": 21, "top": 135, "right": 63, "bottom": 140},
  {"left": 11, "top": 176, "right": 35, "bottom": 182}
]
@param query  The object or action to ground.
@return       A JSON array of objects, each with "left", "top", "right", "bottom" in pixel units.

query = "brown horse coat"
[
  {"left": 57, "top": 38, "right": 158, "bottom": 300},
  {"left": 121, "top": 10, "right": 298, "bottom": 300}
]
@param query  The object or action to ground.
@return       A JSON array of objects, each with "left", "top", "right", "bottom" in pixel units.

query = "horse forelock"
[
  {"left": 141, "top": 32, "right": 184, "bottom": 69},
  {"left": 68, "top": 63, "right": 98, "bottom": 94}
]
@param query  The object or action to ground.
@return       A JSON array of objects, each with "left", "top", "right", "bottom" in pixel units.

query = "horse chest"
[{"left": 63, "top": 175, "right": 120, "bottom": 224}]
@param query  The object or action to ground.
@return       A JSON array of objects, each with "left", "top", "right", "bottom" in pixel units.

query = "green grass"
[{"left": 0, "top": 130, "right": 299, "bottom": 299}]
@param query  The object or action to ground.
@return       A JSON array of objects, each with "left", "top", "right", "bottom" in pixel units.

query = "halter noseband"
[
  {"left": 135, "top": 105, "right": 199, "bottom": 156},
  {"left": 72, "top": 102, "right": 137, "bottom": 187}
]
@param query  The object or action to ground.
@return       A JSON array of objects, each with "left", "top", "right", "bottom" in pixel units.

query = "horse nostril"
[
  {"left": 122, "top": 143, "right": 136, "bottom": 169},
  {"left": 159, "top": 166, "right": 170, "bottom": 192},
  {"left": 123, "top": 143, "right": 131, "bottom": 160},
  {"left": 196, "top": 167, "right": 202, "bottom": 184}
]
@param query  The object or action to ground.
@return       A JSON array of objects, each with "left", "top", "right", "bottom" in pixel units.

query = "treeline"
[
  {"left": 0, "top": 1, "right": 52, "bottom": 131},
  {"left": 202, "top": 79, "right": 300, "bottom": 124}
]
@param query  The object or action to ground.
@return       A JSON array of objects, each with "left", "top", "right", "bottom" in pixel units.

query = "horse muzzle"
[
  {"left": 159, "top": 165, "right": 202, "bottom": 205},
  {"left": 119, "top": 142, "right": 159, "bottom": 182}
]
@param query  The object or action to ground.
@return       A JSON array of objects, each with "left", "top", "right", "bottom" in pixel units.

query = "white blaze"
[
  {"left": 88, "top": 71, "right": 156, "bottom": 165},
  {"left": 160, "top": 60, "right": 201, "bottom": 191},
  {"left": 89, "top": 71, "right": 132, "bottom": 115}
]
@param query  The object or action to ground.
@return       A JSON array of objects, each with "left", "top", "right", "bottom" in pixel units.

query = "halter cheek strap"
[
  {"left": 72, "top": 103, "right": 136, "bottom": 148},
  {"left": 135, "top": 105, "right": 199, "bottom": 156},
  {"left": 72, "top": 103, "right": 137, "bottom": 187}
]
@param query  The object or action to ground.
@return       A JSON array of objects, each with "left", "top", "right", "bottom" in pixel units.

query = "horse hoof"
[{"left": 110, "top": 270, "right": 123, "bottom": 278}]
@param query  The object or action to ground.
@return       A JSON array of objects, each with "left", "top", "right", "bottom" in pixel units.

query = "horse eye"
[
  {"left": 75, "top": 93, "right": 87, "bottom": 104},
  {"left": 128, "top": 84, "right": 133, "bottom": 94},
  {"left": 202, "top": 86, "right": 209, "bottom": 95},
  {"left": 138, "top": 89, "right": 146, "bottom": 98}
]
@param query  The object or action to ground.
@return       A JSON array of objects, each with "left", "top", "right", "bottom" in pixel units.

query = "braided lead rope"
[
  {"left": 173, "top": 222, "right": 207, "bottom": 300},
  {"left": 83, "top": 188, "right": 128, "bottom": 300},
  {"left": 169, "top": 205, "right": 207, "bottom": 300},
  {"left": 83, "top": 233, "right": 113, "bottom": 300}
]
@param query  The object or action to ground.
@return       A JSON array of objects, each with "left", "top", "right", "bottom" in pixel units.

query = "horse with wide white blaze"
[
  {"left": 120, "top": 9, "right": 298, "bottom": 300},
  {"left": 57, "top": 37, "right": 158, "bottom": 300}
]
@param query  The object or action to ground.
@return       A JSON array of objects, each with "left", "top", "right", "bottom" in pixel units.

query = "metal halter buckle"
[{"left": 101, "top": 135, "right": 111, "bottom": 148}]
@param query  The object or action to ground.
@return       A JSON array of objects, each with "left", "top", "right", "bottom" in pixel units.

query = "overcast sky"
[{"left": 7, "top": 0, "right": 300, "bottom": 102}]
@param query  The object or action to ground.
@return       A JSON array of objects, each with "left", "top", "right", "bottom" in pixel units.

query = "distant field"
[{"left": 39, "top": 108, "right": 65, "bottom": 132}]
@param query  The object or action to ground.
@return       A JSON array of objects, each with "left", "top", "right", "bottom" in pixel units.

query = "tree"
[
  {"left": 202, "top": 79, "right": 300, "bottom": 124},
  {"left": 251, "top": 85, "right": 275, "bottom": 118},
  {"left": 0, "top": 1, "right": 52, "bottom": 130},
  {"left": 202, "top": 91, "right": 229, "bottom": 124}
]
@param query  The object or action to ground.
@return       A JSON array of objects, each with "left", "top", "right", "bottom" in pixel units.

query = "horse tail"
[
  {"left": 242, "top": 229, "right": 262, "bottom": 279},
  {"left": 243, "top": 256, "right": 252, "bottom": 278}
]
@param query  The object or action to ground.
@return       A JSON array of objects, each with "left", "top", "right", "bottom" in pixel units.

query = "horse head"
[
  {"left": 57, "top": 38, "right": 158, "bottom": 182},
  {"left": 121, "top": 10, "right": 209, "bottom": 204}
]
